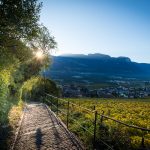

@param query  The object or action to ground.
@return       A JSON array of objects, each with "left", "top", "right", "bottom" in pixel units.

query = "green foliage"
[
  {"left": 0, "top": 2, "right": 57, "bottom": 149},
  {"left": 0, "top": 68, "right": 13, "bottom": 124},
  {"left": 0, "top": 0, "right": 42, "bottom": 42},
  {"left": 0, "top": 73, "right": 9, "bottom": 124},
  {"left": 0, "top": 0, "right": 56, "bottom": 73},
  {"left": 21, "top": 76, "right": 59, "bottom": 102},
  {"left": 0, "top": 0, "right": 57, "bottom": 127},
  {"left": 28, "top": 25, "right": 57, "bottom": 54},
  {"left": 0, "top": 47, "right": 18, "bottom": 70}
]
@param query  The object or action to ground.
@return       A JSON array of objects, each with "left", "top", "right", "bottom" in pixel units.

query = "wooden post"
[
  {"left": 57, "top": 98, "right": 59, "bottom": 115},
  {"left": 141, "top": 134, "right": 145, "bottom": 148},
  {"left": 50, "top": 97, "right": 53, "bottom": 110},
  {"left": 93, "top": 105, "right": 96, "bottom": 110},
  {"left": 93, "top": 111, "right": 97, "bottom": 149},
  {"left": 50, "top": 99, "right": 52, "bottom": 110},
  {"left": 100, "top": 110, "right": 104, "bottom": 124}
]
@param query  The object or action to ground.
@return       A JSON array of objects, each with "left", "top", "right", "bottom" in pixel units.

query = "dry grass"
[
  {"left": 0, "top": 100, "right": 24, "bottom": 150},
  {"left": 8, "top": 101, "right": 24, "bottom": 129}
]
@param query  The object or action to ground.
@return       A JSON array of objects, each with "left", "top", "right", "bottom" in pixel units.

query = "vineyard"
[{"left": 45, "top": 96, "right": 150, "bottom": 150}]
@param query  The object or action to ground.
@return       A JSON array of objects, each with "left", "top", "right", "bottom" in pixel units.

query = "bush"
[
  {"left": 21, "top": 76, "right": 59, "bottom": 102},
  {"left": 0, "top": 69, "right": 11, "bottom": 125}
]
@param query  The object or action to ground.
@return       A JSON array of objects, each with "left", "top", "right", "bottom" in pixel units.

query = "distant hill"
[{"left": 45, "top": 53, "right": 150, "bottom": 86}]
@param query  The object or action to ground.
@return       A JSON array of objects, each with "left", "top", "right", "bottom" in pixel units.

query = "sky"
[{"left": 40, "top": 0, "right": 150, "bottom": 63}]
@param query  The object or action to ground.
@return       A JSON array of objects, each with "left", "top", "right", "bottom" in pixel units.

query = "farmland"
[
  {"left": 48, "top": 97, "right": 150, "bottom": 149},
  {"left": 66, "top": 98, "right": 150, "bottom": 128}
]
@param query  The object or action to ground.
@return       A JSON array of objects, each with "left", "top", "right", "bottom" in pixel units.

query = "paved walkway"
[{"left": 13, "top": 103, "right": 84, "bottom": 150}]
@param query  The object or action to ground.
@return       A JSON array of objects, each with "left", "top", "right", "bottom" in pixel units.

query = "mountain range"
[{"left": 45, "top": 53, "right": 150, "bottom": 86}]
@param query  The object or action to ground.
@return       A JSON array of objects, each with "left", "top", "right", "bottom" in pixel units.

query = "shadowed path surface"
[{"left": 13, "top": 103, "right": 83, "bottom": 150}]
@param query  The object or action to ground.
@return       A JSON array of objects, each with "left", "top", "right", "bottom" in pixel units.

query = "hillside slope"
[{"left": 45, "top": 54, "right": 150, "bottom": 85}]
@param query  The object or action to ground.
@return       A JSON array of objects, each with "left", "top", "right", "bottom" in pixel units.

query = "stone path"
[{"left": 13, "top": 103, "right": 84, "bottom": 150}]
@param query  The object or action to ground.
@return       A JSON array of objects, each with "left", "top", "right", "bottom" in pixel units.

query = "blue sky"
[{"left": 40, "top": 0, "right": 150, "bottom": 63}]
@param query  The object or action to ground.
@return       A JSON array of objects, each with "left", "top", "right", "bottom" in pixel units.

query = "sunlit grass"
[
  {"left": 57, "top": 98, "right": 150, "bottom": 149},
  {"left": 8, "top": 100, "right": 24, "bottom": 129}
]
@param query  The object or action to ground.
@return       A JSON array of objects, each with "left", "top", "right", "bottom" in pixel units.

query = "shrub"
[
  {"left": 21, "top": 76, "right": 59, "bottom": 102},
  {"left": 0, "top": 69, "right": 12, "bottom": 125}
]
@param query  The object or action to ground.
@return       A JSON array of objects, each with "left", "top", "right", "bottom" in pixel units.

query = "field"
[
  {"left": 66, "top": 98, "right": 150, "bottom": 128},
  {"left": 47, "top": 97, "right": 150, "bottom": 150}
]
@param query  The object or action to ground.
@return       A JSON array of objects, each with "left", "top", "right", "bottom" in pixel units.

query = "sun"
[{"left": 35, "top": 51, "right": 44, "bottom": 60}]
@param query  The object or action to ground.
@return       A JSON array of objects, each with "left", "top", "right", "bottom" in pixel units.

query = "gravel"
[{"left": 13, "top": 103, "right": 84, "bottom": 150}]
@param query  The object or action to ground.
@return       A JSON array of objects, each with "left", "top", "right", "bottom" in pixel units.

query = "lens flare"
[{"left": 35, "top": 51, "right": 44, "bottom": 60}]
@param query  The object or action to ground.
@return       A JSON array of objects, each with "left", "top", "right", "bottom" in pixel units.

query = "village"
[{"left": 61, "top": 84, "right": 150, "bottom": 98}]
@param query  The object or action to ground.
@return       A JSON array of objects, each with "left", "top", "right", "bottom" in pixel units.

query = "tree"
[
  {"left": 0, "top": 0, "right": 57, "bottom": 125},
  {"left": 0, "top": 0, "right": 42, "bottom": 44},
  {"left": 0, "top": 0, "right": 42, "bottom": 69},
  {"left": 0, "top": 0, "right": 57, "bottom": 77},
  {"left": 28, "top": 25, "right": 57, "bottom": 54},
  {"left": 13, "top": 25, "right": 57, "bottom": 82}
]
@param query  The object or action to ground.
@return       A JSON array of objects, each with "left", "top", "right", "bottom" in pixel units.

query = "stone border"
[{"left": 44, "top": 104, "right": 85, "bottom": 150}]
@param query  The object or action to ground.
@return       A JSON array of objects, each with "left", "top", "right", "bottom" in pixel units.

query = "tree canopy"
[
  {"left": 0, "top": 0, "right": 42, "bottom": 43},
  {"left": 0, "top": 0, "right": 58, "bottom": 125}
]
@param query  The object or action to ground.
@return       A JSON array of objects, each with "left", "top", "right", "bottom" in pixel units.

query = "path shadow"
[
  {"left": 35, "top": 128, "right": 43, "bottom": 150},
  {"left": 47, "top": 109, "right": 83, "bottom": 150},
  {"left": 0, "top": 125, "right": 12, "bottom": 150}
]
